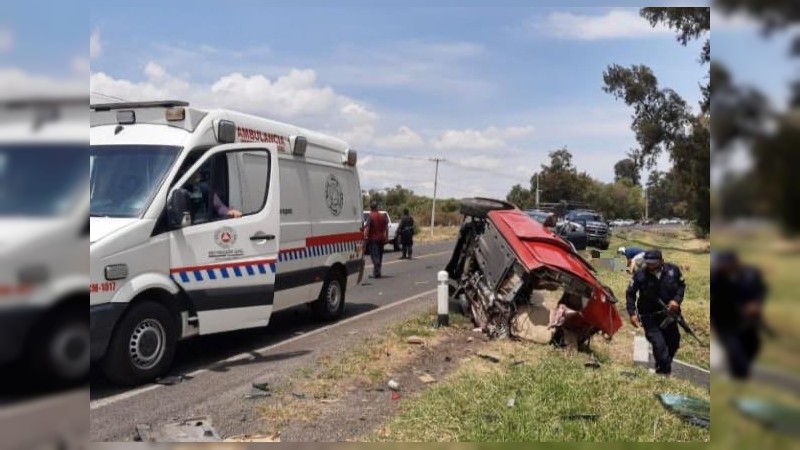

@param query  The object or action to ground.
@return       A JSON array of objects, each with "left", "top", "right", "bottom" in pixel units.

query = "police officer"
[
  {"left": 626, "top": 249, "right": 686, "bottom": 375},
  {"left": 711, "top": 250, "right": 767, "bottom": 379}
]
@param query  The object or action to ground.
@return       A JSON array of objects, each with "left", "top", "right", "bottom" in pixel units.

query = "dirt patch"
[{"left": 270, "top": 318, "right": 480, "bottom": 441}]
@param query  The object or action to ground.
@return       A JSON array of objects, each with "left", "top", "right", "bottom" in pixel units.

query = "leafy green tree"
[
  {"left": 613, "top": 158, "right": 640, "bottom": 185},
  {"left": 506, "top": 184, "right": 534, "bottom": 209},
  {"left": 603, "top": 7, "right": 710, "bottom": 233}
]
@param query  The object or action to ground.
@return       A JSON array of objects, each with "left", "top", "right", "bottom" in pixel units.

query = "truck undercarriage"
[{"left": 446, "top": 198, "right": 623, "bottom": 346}]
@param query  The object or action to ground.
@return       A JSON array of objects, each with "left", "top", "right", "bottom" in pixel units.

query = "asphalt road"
[{"left": 89, "top": 239, "right": 456, "bottom": 441}]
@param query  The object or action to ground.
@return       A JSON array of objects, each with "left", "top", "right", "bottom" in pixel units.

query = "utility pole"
[
  {"left": 429, "top": 157, "right": 445, "bottom": 237},
  {"left": 535, "top": 173, "right": 540, "bottom": 208},
  {"left": 644, "top": 187, "right": 649, "bottom": 220}
]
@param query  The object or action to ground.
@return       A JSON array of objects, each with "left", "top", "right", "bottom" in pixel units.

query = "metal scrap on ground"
[
  {"left": 135, "top": 416, "right": 221, "bottom": 442},
  {"left": 657, "top": 393, "right": 710, "bottom": 429}
]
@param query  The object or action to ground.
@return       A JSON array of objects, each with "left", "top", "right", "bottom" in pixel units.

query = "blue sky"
[{"left": 12, "top": 2, "right": 783, "bottom": 199}]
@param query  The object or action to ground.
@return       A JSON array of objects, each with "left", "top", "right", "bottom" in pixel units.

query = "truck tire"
[
  {"left": 101, "top": 301, "right": 177, "bottom": 386},
  {"left": 393, "top": 235, "right": 401, "bottom": 252},
  {"left": 312, "top": 269, "right": 346, "bottom": 321},
  {"left": 459, "top": 197, "right": 515, "bottom": 219},
  {"left": 26, "top": 307, "right": 89, "bottom": 387},
  {"left": 598, "top": 242, "right": 610, "bottom": 250}
]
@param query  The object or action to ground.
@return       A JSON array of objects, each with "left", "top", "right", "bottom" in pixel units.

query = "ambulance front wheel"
[
  {"left": 312, "top": 269, "right": 346, "bottom": 321},
  {"left": 101, "top": 301, "right": 178, "bottom": 386}
]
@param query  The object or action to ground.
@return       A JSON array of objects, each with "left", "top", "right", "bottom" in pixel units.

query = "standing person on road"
[
  {"left": 626, "top": 249, "right": 687, "bottom": 375},
  {"left": 711, "top": 250, "right": 768, "bottom": 379},
  {"left": 364, "top": 201, "right": 389, "bottom": 278},
  {"left": 398, "top": 208, "right": 415, "bottom": 259}
]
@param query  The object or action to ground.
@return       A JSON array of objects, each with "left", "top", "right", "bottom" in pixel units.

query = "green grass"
[{"left": 372, "top": 346, "right": 709, "bottom": 442}]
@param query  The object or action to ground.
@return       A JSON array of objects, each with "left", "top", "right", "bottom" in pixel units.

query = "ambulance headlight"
[{"left": 104, "top": 264, "right": 129, "bottom": 281}]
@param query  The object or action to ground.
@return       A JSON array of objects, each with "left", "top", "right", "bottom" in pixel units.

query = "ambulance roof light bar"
[{"left": 90, "top": 100, "right": 189, "bottom": 112}]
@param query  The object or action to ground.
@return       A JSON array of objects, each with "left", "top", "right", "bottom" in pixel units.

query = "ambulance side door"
[{"left": 167, "top": 143, "right": 280, "bottom": 335}]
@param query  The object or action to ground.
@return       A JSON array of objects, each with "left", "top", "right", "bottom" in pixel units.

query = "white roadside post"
[{"left": 437, "top": 270, "right": 449, "bottom": 327}]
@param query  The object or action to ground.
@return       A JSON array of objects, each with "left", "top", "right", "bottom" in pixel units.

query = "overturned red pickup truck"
[{"left": 445, "top": 198, "right": 622, "bottom": 346}]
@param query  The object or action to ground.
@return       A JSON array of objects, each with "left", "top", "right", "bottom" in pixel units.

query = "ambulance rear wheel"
[
  {"left": 102, "top": 301, "right": 177, "bottom": 386},
  {"left": 313, "top": 270, "right": 346, "bottom": 321}
]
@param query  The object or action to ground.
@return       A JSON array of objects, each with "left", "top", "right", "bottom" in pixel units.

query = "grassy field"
[
  {"left": 592, "top": 227, "right": 711, "bottom": 370},
  {"left": 372, "top": 337, "right": 709, "bottom": 442},
  {"left": 369, "top": 227, "right": 712, "bottom": 442},
  {"left": 415, "top": 225, "right": 460, "bottom": 244}
]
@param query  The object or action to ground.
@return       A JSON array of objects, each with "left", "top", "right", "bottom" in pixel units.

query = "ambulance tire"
[
  {"left": 459, "top": 197, "right": 515, "bottom": 219},
  {"left": 312, "top": 269, "right": 346, "bottom": 321},
  {"left": 26, "top": 306, "right": 89, "bottom": 387},
  {"left": 102, "top": 301, "right": 178, "bottom": 386}
]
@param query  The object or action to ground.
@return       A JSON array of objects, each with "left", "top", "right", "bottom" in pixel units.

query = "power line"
[{"left": 90, "top": 91, "right": 129, "bottom": 102}]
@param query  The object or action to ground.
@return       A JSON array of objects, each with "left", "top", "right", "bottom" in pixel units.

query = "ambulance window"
[{"left": 237, "top": 151, "right": 270, "bottom": 215}]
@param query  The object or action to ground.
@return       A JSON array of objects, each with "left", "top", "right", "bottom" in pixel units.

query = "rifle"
[{"left": 657, "top": 299, "right": 704, "bottom": 345}]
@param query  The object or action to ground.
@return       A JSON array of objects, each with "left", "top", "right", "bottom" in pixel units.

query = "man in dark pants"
[
  {"left": 398, "top": 208, "right": 415, "bottom": 259},
  {"left": 363, "top": 201, "right": 388, "bottom": 278},
  {"left": 711, "top": 250, "right": 767, "bottom": 379},
  {"left": 626, "top": 249, "right": 686, "bottom": 375}
]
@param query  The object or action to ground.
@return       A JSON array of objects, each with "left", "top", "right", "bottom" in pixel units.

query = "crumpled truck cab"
[{"left": 446, "top": 198, "right": 622, "bottom": 346}]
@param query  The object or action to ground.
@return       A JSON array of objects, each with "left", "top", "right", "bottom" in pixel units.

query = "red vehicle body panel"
[{"left": 488, "top": 209, "right": 623, "bottom": 336}]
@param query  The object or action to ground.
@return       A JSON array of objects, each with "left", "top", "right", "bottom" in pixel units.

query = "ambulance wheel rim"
[
  {"left": 129, "top": 319, "right": 166, "bottom": 370},
  {"left": 50, "top": 323, "right": 90, "bottom": 378},
  {"left": 326, "top": 281, "right": 342, "bottom": 311}
]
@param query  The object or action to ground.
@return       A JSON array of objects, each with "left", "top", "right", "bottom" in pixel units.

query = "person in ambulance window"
[{"left": 186, "top": 168, "right": 242, "bottom": 223}]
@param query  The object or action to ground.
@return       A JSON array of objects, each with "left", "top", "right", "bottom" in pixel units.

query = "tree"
[
  {"left": 535, "top": 147, "right": 594, "bottom": 203},
  {"left": 613, "top": 158, "right": 640, "bottom": 185},
  {"left": 603, "top": 7, "right": 710, "bottom": 233},
  {"left": 506, "top": 184, "right": 534, "bottom": 209}
]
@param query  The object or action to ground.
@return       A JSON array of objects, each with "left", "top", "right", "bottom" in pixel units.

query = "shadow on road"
[{"left": 89, "top": 302, "right": 381, "bottom": 400}]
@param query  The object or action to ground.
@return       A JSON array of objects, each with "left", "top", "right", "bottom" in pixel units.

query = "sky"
[{"left": 4, "top": 2, "right": 787, "bottom": 200}]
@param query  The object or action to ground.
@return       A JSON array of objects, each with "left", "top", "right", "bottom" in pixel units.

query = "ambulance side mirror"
[{"left": 167, "top": 188, "right": 192, "bottom": 229}]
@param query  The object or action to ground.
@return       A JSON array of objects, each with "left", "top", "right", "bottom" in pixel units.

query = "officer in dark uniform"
[
  {"left": 711, "top": 250, "right": 767, "bottom": 379},
  {"left": 626, "top": 249, "right": 686, "bottom": 375}
]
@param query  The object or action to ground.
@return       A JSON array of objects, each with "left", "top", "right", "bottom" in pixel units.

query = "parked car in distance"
[
  {"left": 363, "top": 210, "right": 400, "bottom": 251},
  {"left": 564, "top": 209, "right": 610, "bottom": 250},
  {"left": 524, "top": 209, "right": 588, "bottom": 251}
]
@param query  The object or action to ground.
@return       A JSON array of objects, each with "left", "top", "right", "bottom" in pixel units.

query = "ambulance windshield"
[
  {"left": 90, "top": 145, "right": 180, "bottom": 218},
  {"left": 0, "top": 144, "right": 88, "bottom": 217}
]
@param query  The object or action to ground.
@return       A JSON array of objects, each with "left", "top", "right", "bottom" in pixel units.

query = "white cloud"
[
  {"left": 0, "top": 68, "right": 85, "bottom": 99},
  {"left": 0, "top": 27, "right": 13, "bottom": 53},
  {"left": 90, "top": 65, "right": 380, "bottom": 147},
  {"left": 373, "top": 126, "right": 424, "bottom": 149},
  {"left": 144, "top": 61, "right": 166, "bottom": 79},
  {"left": 90, "top": 28, "right": 102, "bottom": 59},
  {"left": 532, "top": 9, "right": 672, "bottom": 40},
  {"left": 432, "top": 125, "right": 534, "bottom": 150}
]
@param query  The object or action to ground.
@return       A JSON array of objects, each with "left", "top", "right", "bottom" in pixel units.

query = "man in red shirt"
[{"left": 364, "top": 201, "right": 389, "bottom": 278}]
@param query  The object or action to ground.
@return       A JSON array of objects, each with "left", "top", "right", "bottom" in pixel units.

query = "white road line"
[{"left": 90, "top": 288, "right": 437, "bottom": 411}]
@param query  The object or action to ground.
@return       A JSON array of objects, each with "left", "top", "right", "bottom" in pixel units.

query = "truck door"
[{"left": 167, "top": 143, "right": 280, "bottom": 335}]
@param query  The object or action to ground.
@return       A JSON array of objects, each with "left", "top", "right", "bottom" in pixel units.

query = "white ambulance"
[
  {"left": 0, "top": 98, "right": 89, "bottom": 385},
  {"left": 89, "top": 100, "right": 364, "bottom": 385}
]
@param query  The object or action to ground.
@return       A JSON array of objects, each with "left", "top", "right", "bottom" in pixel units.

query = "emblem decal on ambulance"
[
  {"left": 325, "top": 174, "right": 344, "bottom": 216},
  {"left": 214, "top": 226, "right": 237, "bottom": 248}
]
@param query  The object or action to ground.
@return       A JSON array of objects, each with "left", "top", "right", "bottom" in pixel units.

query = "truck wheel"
[
  {"left": 460, "top": 197, "right": 515, "bottom": 219},
  {"left": 393, "top": 236, "right": 401, "bottom": 252},
  {"left": 101, "top": 301, "right": 177, "bottom": 386},
  {"left": 27, "top": 307, "right": 89, "bottom": 387},
  {"left": 598, "top": 242, "right": 610, "bottom": 250},
  {"left": 312, "top": 269, "right": 346, "bottom": 321}
]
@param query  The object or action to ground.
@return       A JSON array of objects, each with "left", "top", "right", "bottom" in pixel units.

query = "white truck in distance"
[
  {"left": 90, "top": 100, "right": 364, "bottom": 385},
  {"left": 362, "top": 210, "right": 400, "bottom": 251}
]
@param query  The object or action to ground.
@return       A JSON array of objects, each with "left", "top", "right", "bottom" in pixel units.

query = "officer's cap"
[{"left": 643, "top": 249, "right": 663, "bottom": 264}]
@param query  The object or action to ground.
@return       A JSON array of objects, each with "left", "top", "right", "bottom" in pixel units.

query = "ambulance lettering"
[{"left": 236, "top": 126, "right": 287, "bottom": 152}]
